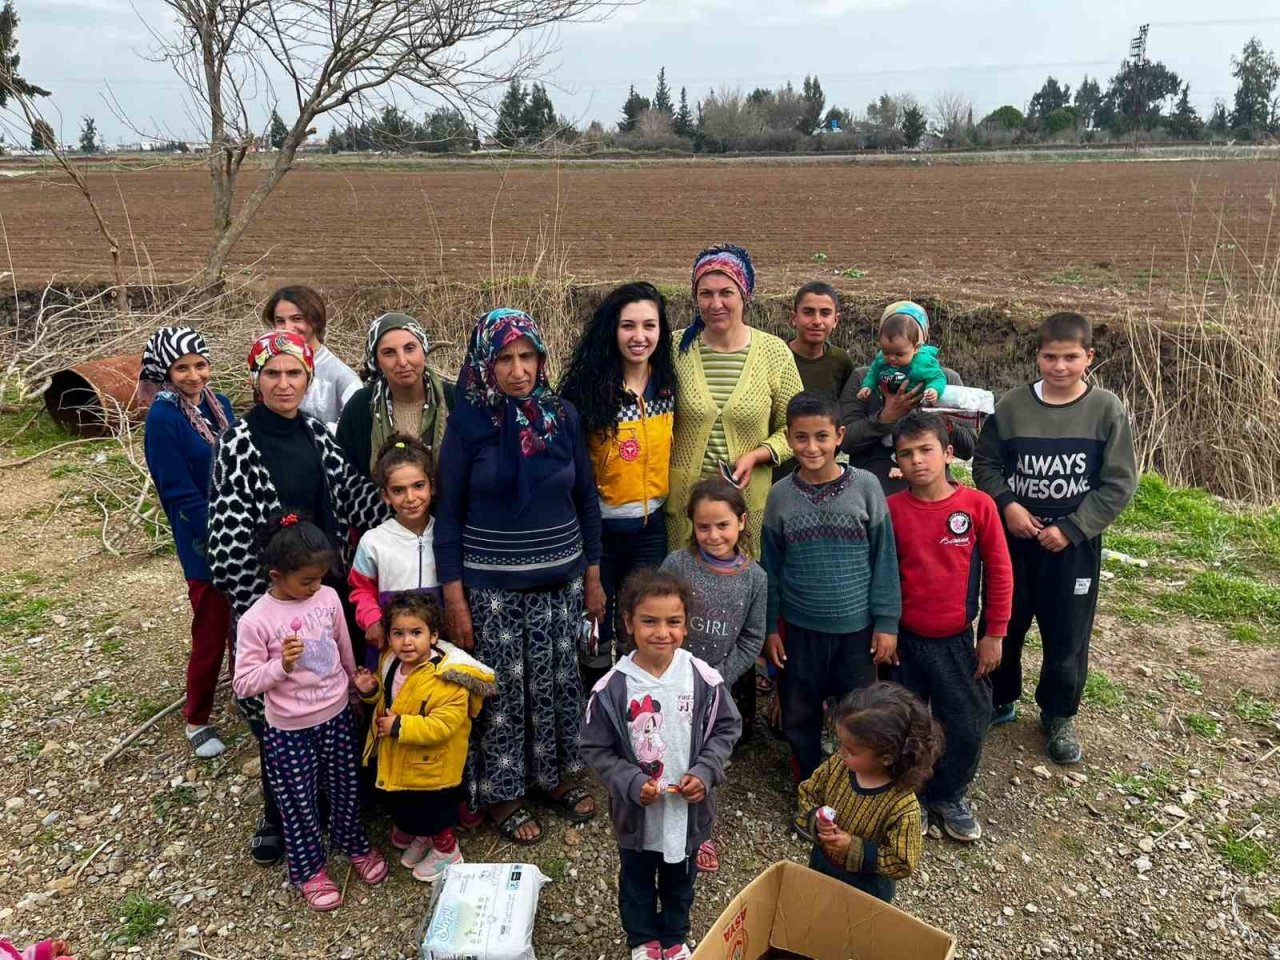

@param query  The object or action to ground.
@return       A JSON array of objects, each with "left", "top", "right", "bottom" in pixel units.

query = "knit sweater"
[
  {"left": 887, "top": 483, "right": 1013, "bottom": 639},
  {"left": 796, "top": 753, "right": 922, "bottom": 879},
  {"left": 335, "top": 372, "right": 452, "bottom": 481},
  {"left": 973, "top": 383, "right": 1138, "bottom": 545},
  {"left": 301, "top": 345, "right": 362, "bottom": 430},
  {"left": 761, "top": 466, "right": 901, "bottom": 636},
  {"left": 433, "top": 398, "right": 603, "bottom": 590},
  {"left": 143, "top": 393, "right": 236, "bottom": 581},
  {"left": 659, "top": 549, "right": 767, "bottom": 685},
  {"left": 667, "top": 329, "right": 804, "bottom": 555}
]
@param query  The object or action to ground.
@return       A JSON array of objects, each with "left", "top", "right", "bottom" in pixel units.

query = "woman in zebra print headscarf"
[{"left": 141, "top": 326, "right": 236, "bottom": 759}]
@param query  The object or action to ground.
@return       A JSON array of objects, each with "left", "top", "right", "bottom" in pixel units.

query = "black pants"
[
  {"left": 247, "top": 714, "right": 281, "bottom": 828},
  {"left": 618, "top": 848, "right": 698, "bottom": 949},
  {"left": 807, "top": 844, "right": 895, "bottom": 902},
  {"left": 992, "top": 535, "right": 1101, "bottom": 718},
  {"left": 779, "top": 624, "right": 876, "bottom": 780},
  {"left": 897, "top": 628, "right": 991, "bottom": 803},
  {"left": 584, "top": 514, "right": 669, "bottom": 684}
]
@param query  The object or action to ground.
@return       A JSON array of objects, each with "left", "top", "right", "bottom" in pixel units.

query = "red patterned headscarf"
[{"left": 247, "top": 331, "right": 314, "bottom": 389}]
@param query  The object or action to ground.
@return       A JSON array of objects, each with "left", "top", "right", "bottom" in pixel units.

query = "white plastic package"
[
  {"left": 935, "top": 384, "right": 995, "bottom": 414},
  {"left": 421, "top": 863, "right": 550, "bottom": 960}
]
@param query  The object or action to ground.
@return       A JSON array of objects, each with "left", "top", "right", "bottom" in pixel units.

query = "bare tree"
[
  {"left": 153, "top": 0, "right": 621, "bottom": 288},
  {"left": 932, "top": 91, "right": 973, "bottom": 148}
]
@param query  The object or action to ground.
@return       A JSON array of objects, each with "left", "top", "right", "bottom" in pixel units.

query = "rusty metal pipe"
[{"left": 43, "top": 354, "right": 149, "bottom": 437}]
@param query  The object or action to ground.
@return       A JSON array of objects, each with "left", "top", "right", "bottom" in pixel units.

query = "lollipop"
[{"left": 289, "top": 617, "right": 303, "bottom": 636}]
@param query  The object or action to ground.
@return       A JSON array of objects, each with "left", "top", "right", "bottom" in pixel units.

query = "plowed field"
[{"left": 2, "top": 157, "right": 1277, "bottom": 301}]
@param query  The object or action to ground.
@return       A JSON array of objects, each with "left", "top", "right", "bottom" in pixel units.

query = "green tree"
[
  {"left": 1230, "top": 37, "right": 1279, "bottom": 133},
  {"left": 495, "top": 80, "right": 528, "bottom": 147},
  {"left": 0, "top": 0, "right": 49, "bottom": 106},
  {"left": 1027, "top": 76, "right": 1071, "bottom": 130},
  {"left": 78, "top": 115, "right": 98, "bottom": 153},
  {"left": 673, "top": 87, "right": 695, "bottom": 137},
  {"left": 901, "top": 105, "right": 926, "bottom": 147},
  {"left": 1208, "top": 99, "right": 1229, "bottom": 137},
  {"left": 522, "top": 83, "right": 557, "bottom": 141},
  {"left": 1166, "top": 83, "right": 1203, "bottom": 140},
  {"left": 981, "top": 105, "right": 1024, "bottom": 129},
  {"left": 619, "top": 85, "right": 650, "bottom": 133},
  {"left": 1073, "top": 76, "right": 1102, "bottom": 130},
  {"left": 653, "top": 68, "right": 673, "bottom": 116},
  {"left": 1042, "top": 106, "right": 1078, "bottom": 135},
  {"left": 268, "top": 109, "right": 288, "bottom": 149},
  {"left": 1095, "top": 59, "right": 1181, "bottom": 133},
  {"left": 29, "top": 116, "right": 53, "bottom": 150},
  {"left": 823, "top": 106, "right": 852, "bottom": 131},
  {"left": 799, "top": 75, "right": 825, "bottom": 134}
]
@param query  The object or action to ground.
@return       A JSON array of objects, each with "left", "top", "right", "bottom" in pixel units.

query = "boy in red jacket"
[{"left": 888, "top": 411, "right": 1012, "bottom": 843}]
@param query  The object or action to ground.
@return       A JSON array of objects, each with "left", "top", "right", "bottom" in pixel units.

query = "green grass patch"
[
  {"left": 1083, "top": 670, "right": 1125, "bottom": 709},
  {"left": 1219, "top": 827, "right": 1274, "bottom": 875},
  {"left": 0, "top": 592, "right": 52, "bottom": 630},
  {"left": 85, "top": 685, "right": 117, "bottom": 716},
  {"left": 1156, "top": 571, "right": 1280, "bottom": 628},
  {"left": 542, "top": 855, "right": 568, "bottom": 882},
  {"left": 1113, "top": 601, "right": 1159, "bottom": 624},
  {"left": 0, "top": 403, "right": 73, "bottom": 459},
  {"left": 1172, "top": 670, "right": 1202, "bottom": 693},
  {"left": 116, "top": 892, "right": 169, "bottom": 945},
  {"left": 1048, "top": 265, "right": 1087, "bottom": 285},
  {"left": 1183, "top": 712, "right": 1220, "bottom": 738},
  {"left": 1111, "top": 766, "right": 1172, "bottom": 798},
  {"left": 131, "top": 697, "right": 172, "bottom": 723},
  {"left": 835, "top": 267, "right": 864, "bottom": 280},
  {"left": 1233, "top": 692, "right": 1276, "bottom": 724}
]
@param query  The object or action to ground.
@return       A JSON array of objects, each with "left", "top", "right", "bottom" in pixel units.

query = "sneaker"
[
  {"left": 927, "top": 798, "right": 982, "bottom": 842},
  {"left": 1042, "top": 716, "right": 1083, "bottom": 765},
  {"left": 630, "top": 942, "right": 662, "bottom": 960},
  {"left": 390, "top": 827, "right": 415, "bottom": 851},
  {"left": 663, "top": 945, "right": 692, "bottom": 960},
  {"left": 412, "top": 844, "right": 463, "bottom": 882},
  {"left": 185, "top": 724, "right": 225, "bottom": 759},
  {"left": 990, "top": 702, "right": 1017, "bottom": 727},
  {"left": 400, "top": 836, "right": 432, "bottom": 868}
]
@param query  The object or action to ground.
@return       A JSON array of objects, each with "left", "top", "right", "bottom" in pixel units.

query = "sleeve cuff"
[
  {"left": 390, "top": 716, "right": 401, "bottom": 739},
  {"left": 983, "top": 621, "right": 1009, "bottom": 639},
  {"left": 872, "top": 617, "right": 899, "bottom": 635},
  {"left": 1056, "top": 517, "right": 1086, "bottom": 545},
  {"left": 994, "top": 491, "right": 1018, "bottom": 512}
]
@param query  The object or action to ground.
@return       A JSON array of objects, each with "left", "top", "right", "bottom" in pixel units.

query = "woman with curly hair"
[{"left": 559, "top": 282, "right": 676, "bottom": 686}]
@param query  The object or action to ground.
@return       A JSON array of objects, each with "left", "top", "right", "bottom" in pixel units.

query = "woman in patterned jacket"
[
  {"left": 433, "top": 308, "right": 604, "bottom": 846},
  {"left": 206, "top": 330, "right": 387, "bottom": 867}
]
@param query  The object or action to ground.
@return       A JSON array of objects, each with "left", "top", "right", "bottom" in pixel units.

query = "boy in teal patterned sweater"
[{"left": 762, "top": 392, "right": 901, "bottom": 780}]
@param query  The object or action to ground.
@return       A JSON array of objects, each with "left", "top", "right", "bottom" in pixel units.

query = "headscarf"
[
  {"left": 455, "top": 308, "right": 566, "bottom": 510},
  {"left": 364, "top": 312, "right": 435, "bottom": 464},
  {"left": 140, "top": 326, "right": 230, "bottom": 446},
  {"left": 247, "top": 330, "right": 314, "bottom": 393},
  {"left": 880, "top": 300, "right": 930, "bottom": 341},
  {"left": 680, "top": 243, "right": 756, "bottom": 353}
]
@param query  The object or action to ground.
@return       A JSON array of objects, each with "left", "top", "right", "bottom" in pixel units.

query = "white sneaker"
[
  {"left": 399, "top": 836, "right": 431, "bottom": 868},
  {"left": 663, "top": 944, "right": 692, "bottom": 960},
  {"left": 185, "top": 725, "right": 225, "bottom": 759},
  {"left": 412, "top": 844, "right": 463, "bottom": 882},
  {"left": 630, "top": 942, "right": 662, "bottom": 960}
]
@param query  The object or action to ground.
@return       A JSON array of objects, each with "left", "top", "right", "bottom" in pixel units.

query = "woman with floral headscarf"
[
  {"left": 207, "top": 330, "right": 388, "bottom": 867},
  {"left": 336, "top": 312, "right": 452, "bottom": 481},
  {"left": 141, "top": 326, "right": 236, "bottom": 759},
  {"left": 434, "top": 308, "right": 604, "bottom": 845}
]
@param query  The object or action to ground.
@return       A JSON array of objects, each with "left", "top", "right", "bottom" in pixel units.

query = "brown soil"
[{"left": 1, "top": 159, "right": 1276, "bottom": 305}]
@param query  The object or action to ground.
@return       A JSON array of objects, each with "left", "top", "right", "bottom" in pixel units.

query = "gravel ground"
[{"left": 0, "top": 456, "right": 1277, "bottom": 959}]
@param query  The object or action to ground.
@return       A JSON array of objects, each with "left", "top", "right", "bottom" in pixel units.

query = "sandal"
[
  {"left": 350, "top": 848, "right": 388, "bottom": 885},
  {"left": 695, "top": 839, "right": 720, "bottom": 873},
  {"left": 249, "top": 819, "right": 283, "bottom": 866},
  {"left": 493, "top": 806, "right": 543, "bottom": 846},
  {"left": 755, "top": 673, "right": 775, "bottom": 696},
  {"left": 300, "top": 868, "right": 343, "bottom": 911},
  {"left": 542, "top": 785, "right": 596, "bottom": 824}
]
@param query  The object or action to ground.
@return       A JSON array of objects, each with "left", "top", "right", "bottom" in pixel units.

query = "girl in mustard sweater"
[{"left": 358, "top": 592, "right": 496, "bottom": 882}]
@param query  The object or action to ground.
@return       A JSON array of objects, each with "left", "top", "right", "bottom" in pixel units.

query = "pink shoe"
[
  {"left": 390, "top": 827, "right": 414, "bottom": 850},
  {"left": 300, "top": 868, "right": 342, "bottom": 911},
  {"left": 400, "top": 836, "right": 432, "bottom": 868},
  {"left": 350, "top": 848, "right": 388, "bottom": 885},
  {"left": 411, "top": 844, "right": 463, "bottom": 882},
  {"left": 663, "top": 945, "right": 691, "bottom": 960}
]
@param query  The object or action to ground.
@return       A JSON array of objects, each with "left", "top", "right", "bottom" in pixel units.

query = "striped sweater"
[
  {"left": 796, "top": 753, "right": 922, "bottom": 879},
  {"left": 761, "top": 465, "right": 901, "bottom": 636}
]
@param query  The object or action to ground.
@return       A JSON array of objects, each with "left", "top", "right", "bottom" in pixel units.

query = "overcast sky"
[{"left": 15, "top": 0, "right": 1280, "bottom": 144}]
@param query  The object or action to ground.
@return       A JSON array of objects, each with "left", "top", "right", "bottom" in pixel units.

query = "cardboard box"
[{"left": 690, "top": 861, "right": 955, "bottom": 960}]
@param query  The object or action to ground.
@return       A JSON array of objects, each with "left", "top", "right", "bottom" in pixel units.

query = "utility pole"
[{"left": 1128, "top": 23, "right": 1149, "bottom": 151}]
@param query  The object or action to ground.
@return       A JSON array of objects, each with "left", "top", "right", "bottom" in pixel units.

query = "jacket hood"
[
  {"left": 375, "top": 515, "right": 435, "bottom": 541},
  {"left": 375, "top": 640, "right": 496, "bottom": 717}
]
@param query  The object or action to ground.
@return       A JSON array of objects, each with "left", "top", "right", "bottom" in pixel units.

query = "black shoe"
[
  {"left": 250, "top": 819, "right": 283, "bottom": 866},
  {"left": 1042, "top": 716, "right": 1083, "bottom": 765}
]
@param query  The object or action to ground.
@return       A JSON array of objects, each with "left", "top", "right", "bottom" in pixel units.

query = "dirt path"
[{"left": 0, "top": 450, "right": 1277, "bottom": 960}]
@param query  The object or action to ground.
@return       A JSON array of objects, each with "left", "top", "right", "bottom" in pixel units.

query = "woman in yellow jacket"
[
  {"left": 560, "top": 282, "right": 677, "bottom": 686},
  {"left": 668, "top": 244, "right": 804, "bottom": 554},
  {"left": 358, "top": 593, "right": 496, "bottom": 882}
]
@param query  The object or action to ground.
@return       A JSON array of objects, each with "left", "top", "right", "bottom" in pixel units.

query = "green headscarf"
[{"left": 365, "top": 312, "right": 438, "bottom": 473}]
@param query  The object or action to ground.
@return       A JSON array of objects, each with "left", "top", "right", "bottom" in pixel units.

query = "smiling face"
[
  {"left": 624, "top": 593, "right": 686, "bottom": 671},
  {"left": 692, "top": 497, "right": 745, "bottom": 560},
  {"left": 492, "top": 335, "right": 540, "bottom": 397},
  {"left": 878, "top": 334, "right": 917, "bottom": 369},
  {"left": 1037, "top": 338, "right": 1094, "bottom": 391},
  {"left": 258, "top": 354, "right": 309, "bottom": 416},
  {"left": 382, "top": 462, "right": 431, "bottom": 527},
  {"left": 616, "top": 300, "right": 661, "bottom": 370},
  {"left": 695, "top": 272, "right": 745, "bottom": 334},
  {"left": 272, "top": 299, "right": 317, "bottom": 348},
  {"left": 786, "top": 413, "right": 844, "bottom": 478},
  {"left": 375, "top": 329, "right": 426, "bottom": 389},
  {"left": 388, "top": 612, "right": 437, "bottom": 669},
  {"left": 792, "top": 293, "right": 839, "bottom": 347},
  {"left": 168, "top": 353, "right": 211, "bottom": 403}
]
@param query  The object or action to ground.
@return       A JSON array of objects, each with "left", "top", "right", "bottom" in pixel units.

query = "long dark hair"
[
  {"left": 836, "top": 683, "right": 943, "bottom": 794},
  {"left": 558, "top": 282, "right": 675, "bottom": 437}
]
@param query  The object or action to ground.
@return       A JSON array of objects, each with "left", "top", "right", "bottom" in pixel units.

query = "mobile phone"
[{"left": 718, "top": 460, "right": 739, "bottom": 486}]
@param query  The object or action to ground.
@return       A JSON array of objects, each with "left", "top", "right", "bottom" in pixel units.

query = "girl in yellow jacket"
[{"left": 355, "top": 592, "right": 495, "bottom": 882}]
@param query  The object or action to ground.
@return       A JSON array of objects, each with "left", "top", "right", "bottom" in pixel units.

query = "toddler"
[{"left": 856, "top": 301, "right": 947, "bottom": 405}]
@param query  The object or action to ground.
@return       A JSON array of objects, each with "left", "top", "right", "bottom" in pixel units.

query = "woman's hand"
[
  {"left": 584, "top": 565, "right": 606, "bottom": 626},
  {"left": 876, "top": 382, "right": 923, "bottom": 425},
  {"left": 731, "top": 446, "right": 773, "bottom": 489},
  {"left": 443, "top": 581, "right": 474, "bottom": 650}
]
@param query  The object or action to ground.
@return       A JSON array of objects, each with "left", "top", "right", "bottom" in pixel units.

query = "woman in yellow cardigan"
[{"left": 667, "top": 243, "right": 804, "bottom": 555}]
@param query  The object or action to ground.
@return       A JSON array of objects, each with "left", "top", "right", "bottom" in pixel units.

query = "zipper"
[
  {"left": 638, "top": 391, "right": 649, "bottom": 523},
  {"left": 417, "top": 535, "right": 423, "bottom": 589}
]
